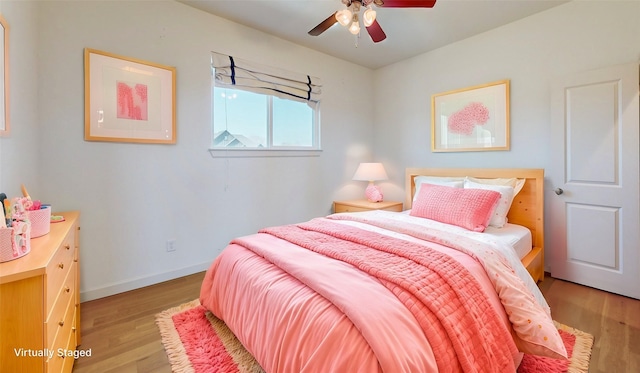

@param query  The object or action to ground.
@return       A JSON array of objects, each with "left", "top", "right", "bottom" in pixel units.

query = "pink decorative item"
[
  {"left": 30, "top": 200, "right": 42, "bottom": 210},
  {"left": 0, "top": 222, "right": 31, "bottom": 263},
  {"left": 170, "top": 305, "right": 239, "bottom": 372},
  {"left": 365, "top": 183, "right": 384, "bottom": 202},
  {"left": 410, "top": 183, "right": 501, "bottom": 232},
  {"left": 27, "top": 206, "right": 51, "bottom": 238},
  {"left": 352, "top": 162, "right": 388, "bottom": 203},
  {"left": 117, "top": 81, "right": 149, "bottom": 120},
  {"left": 448, "top": 102, "right": 490, "bottom": 135}
]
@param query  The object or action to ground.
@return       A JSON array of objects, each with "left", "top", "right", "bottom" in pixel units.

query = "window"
[
  {"left": 210, "top": 53, "right": 322, "bottom": 155},
  {"left": 212, "top": 86, "right": 319, "bottom": 149}
]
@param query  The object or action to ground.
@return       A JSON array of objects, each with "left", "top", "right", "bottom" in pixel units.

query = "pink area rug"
[{"left": 156, "top": 299, "right": 593, "bottom": 373}]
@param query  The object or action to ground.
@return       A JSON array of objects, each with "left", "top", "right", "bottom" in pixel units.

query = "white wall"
[
  {"left": 0, "top": 1, "right": 40, "bottom": 200},
  {"left": 373, "top": 1, "right": 640, "bottom": 202},
  {"left": 7, "top": 0, "right": 639, "bottom": 300},
  {"left": 372, "top": 0, "right": 640, "bottom": 263},
  {"left": 32, "top": 0, "right": 375, "bottom": 301}
]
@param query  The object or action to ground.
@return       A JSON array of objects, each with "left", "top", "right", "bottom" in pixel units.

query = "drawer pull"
[
  {"left": 58, "top": 263, "right": 64, "bottom": 269},
  {"left": 65, "top": 286, "right": 71, "bottom": 293},
  {"left": 72, "top": 327, "right": 76, "bottom": 333},
  {"left": 65, "top": 244, "right": 71, "bottom": 250},
  {"left": 58, "top": 321, "right": 64, "bottom": 327}
]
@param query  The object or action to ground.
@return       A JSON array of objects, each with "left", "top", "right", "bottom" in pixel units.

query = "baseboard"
[{"left": 79, "top": 261, "right": 211, "bottom": 302}]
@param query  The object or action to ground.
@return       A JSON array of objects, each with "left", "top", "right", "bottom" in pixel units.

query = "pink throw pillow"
[{"left": 410, "top": 183, "right": 501, "bottom": 232}]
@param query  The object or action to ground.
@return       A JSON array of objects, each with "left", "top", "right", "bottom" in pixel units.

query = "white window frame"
[
  {"left": 209, "top": 53, "right": 322, "bottom": 158},
  {"left": 209, "top": 88, "right": 322, "bottom": 158}
]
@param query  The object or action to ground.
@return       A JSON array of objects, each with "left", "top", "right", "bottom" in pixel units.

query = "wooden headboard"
[{"left": 405, "top": 168, "right": 545, "bottom": 282}]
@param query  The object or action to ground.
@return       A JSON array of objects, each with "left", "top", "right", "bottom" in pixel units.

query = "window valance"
[{"left": 211, "top": 52, "right": 322, "bottom": 104}]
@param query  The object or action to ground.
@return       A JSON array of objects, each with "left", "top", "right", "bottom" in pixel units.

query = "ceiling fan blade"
[
  {"left": 378, "top": 0, "right": 437, "bottom": 8},
  {"left": 366, "top": 19, "right": 387, "bottom": 43},
  {"left": 308, "top": 12, "right": 338, "bottom": 36}
]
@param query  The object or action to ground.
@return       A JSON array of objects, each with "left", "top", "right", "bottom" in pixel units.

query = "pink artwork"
[
  {"left": 447, "top": 102, "right": 490, "bottom": 135},
  {"left": 117, "top": 81, "right": 148, "bottom": 121}
]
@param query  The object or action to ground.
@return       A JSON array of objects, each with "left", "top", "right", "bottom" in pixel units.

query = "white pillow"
[
  {"left": 465, "top": 176, "right": 526, "bottom": 196},
  {"left": 413, "top": 176, "right": 463, "bottom": 201},
  {"left": 463, "top": 179, "right": 515, "bottom": 228}
]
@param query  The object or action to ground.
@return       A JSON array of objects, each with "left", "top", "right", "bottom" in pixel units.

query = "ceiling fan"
[{"left": 308, "top": 0, "right": 437, "bottom": 43}]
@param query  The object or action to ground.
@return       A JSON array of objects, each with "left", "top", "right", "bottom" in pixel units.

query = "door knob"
[{"left": 554, "top": 188, "right": 564, "bottom": 195}]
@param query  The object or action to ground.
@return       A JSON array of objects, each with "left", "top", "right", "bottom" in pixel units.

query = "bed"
[
  {"left": 200, "top": 168, "right": 565, "bottom": 372},
  {"left": 404, "top": 168, "right": 545, "bottom": 283}
]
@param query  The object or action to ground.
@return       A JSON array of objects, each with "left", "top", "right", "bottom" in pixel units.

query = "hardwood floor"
[
  {"left": 538, "top": 276, "right": 640, "bottom": 373},
  {"left": 72, "top": 272, "right": 205, "bottom": 373},
  {"left": 72, "top": 272, "right": 639, "bottom": 373}
]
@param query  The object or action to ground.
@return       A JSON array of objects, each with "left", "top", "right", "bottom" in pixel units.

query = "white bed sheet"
[{"left": 484, "top": 224, "right": 532, "bottom": 260}]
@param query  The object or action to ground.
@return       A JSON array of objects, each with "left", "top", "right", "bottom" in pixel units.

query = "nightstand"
[{"left": 333, "top": 200, "right": 403, "bottom": 213}]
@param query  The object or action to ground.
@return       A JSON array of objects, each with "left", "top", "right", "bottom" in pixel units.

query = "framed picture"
[
  {"left": 0, "top": 14, "right": 9, "bottom": 137},
  {"left": 431, "top": 80, "right": 509, "bottom": 152},
  {"left": 84, "top": 48, "right": 176, "bottom": 144}
]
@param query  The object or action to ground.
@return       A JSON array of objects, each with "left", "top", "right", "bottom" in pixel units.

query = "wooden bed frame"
[{"left": 404, "top": 168, "right": 545, "bottom": 282}]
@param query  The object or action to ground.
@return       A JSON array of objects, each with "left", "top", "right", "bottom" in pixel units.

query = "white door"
[{"left": 549, "top": 62, "right": 640, "bottom": 300}]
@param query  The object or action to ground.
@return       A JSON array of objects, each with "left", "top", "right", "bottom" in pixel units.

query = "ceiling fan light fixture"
[
  {"left": 363, "top": 7, "right": 376, "bottom": 27},
  {"left": 309, "top": 0, "right": 437, "bottom": 43},
  {"left": 335, "top": 9, "right": 353, "bottom": 26},
  {"left": 348, "top": 14, "right": 360, "bottom": 35}
]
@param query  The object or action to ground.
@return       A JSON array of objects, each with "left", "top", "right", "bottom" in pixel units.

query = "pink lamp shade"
[{"left": 352, "top": 163, "right": 388, "bottom": 202}]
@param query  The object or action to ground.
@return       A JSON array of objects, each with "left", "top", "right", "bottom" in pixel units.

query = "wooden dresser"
[{"left": 0, "top": 211, "right": 81, "bottom": 373}]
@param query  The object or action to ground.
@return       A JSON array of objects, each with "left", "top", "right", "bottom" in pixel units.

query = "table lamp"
[{"left": 352, "top": 163, "right": 388, "bottom": 202}]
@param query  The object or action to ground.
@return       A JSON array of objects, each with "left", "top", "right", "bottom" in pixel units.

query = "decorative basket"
[
  {"left": 26, "top": 206, "right": 51, "bottom": 238},
  {"left": 0, "top": 222, "right": 31, "bottom": 263}
]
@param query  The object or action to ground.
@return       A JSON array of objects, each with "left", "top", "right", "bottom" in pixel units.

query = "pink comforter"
[{"left": 200, "top": 214, "right": 554, "bottom": 372}]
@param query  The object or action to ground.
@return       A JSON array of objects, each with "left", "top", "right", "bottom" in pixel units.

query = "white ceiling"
[{"left": 178, "top": 0, "right": 569, "bottom": 70}]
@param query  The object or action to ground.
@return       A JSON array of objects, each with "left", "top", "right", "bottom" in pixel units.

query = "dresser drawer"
[
  {"left": 334, "top": 204, "right": 368, "bottom": 213},
  {"left": 46, "top": 261, "right": 75, "bottom": 348},
  {"left": 46, "top": 290, "right": 76, "bottom": 373},
  {"left": 45, "top": 231, "right": 75, "bottom": 317},
  {"left": 0, "top": 211, "right": 80, "bottom": 373}
]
